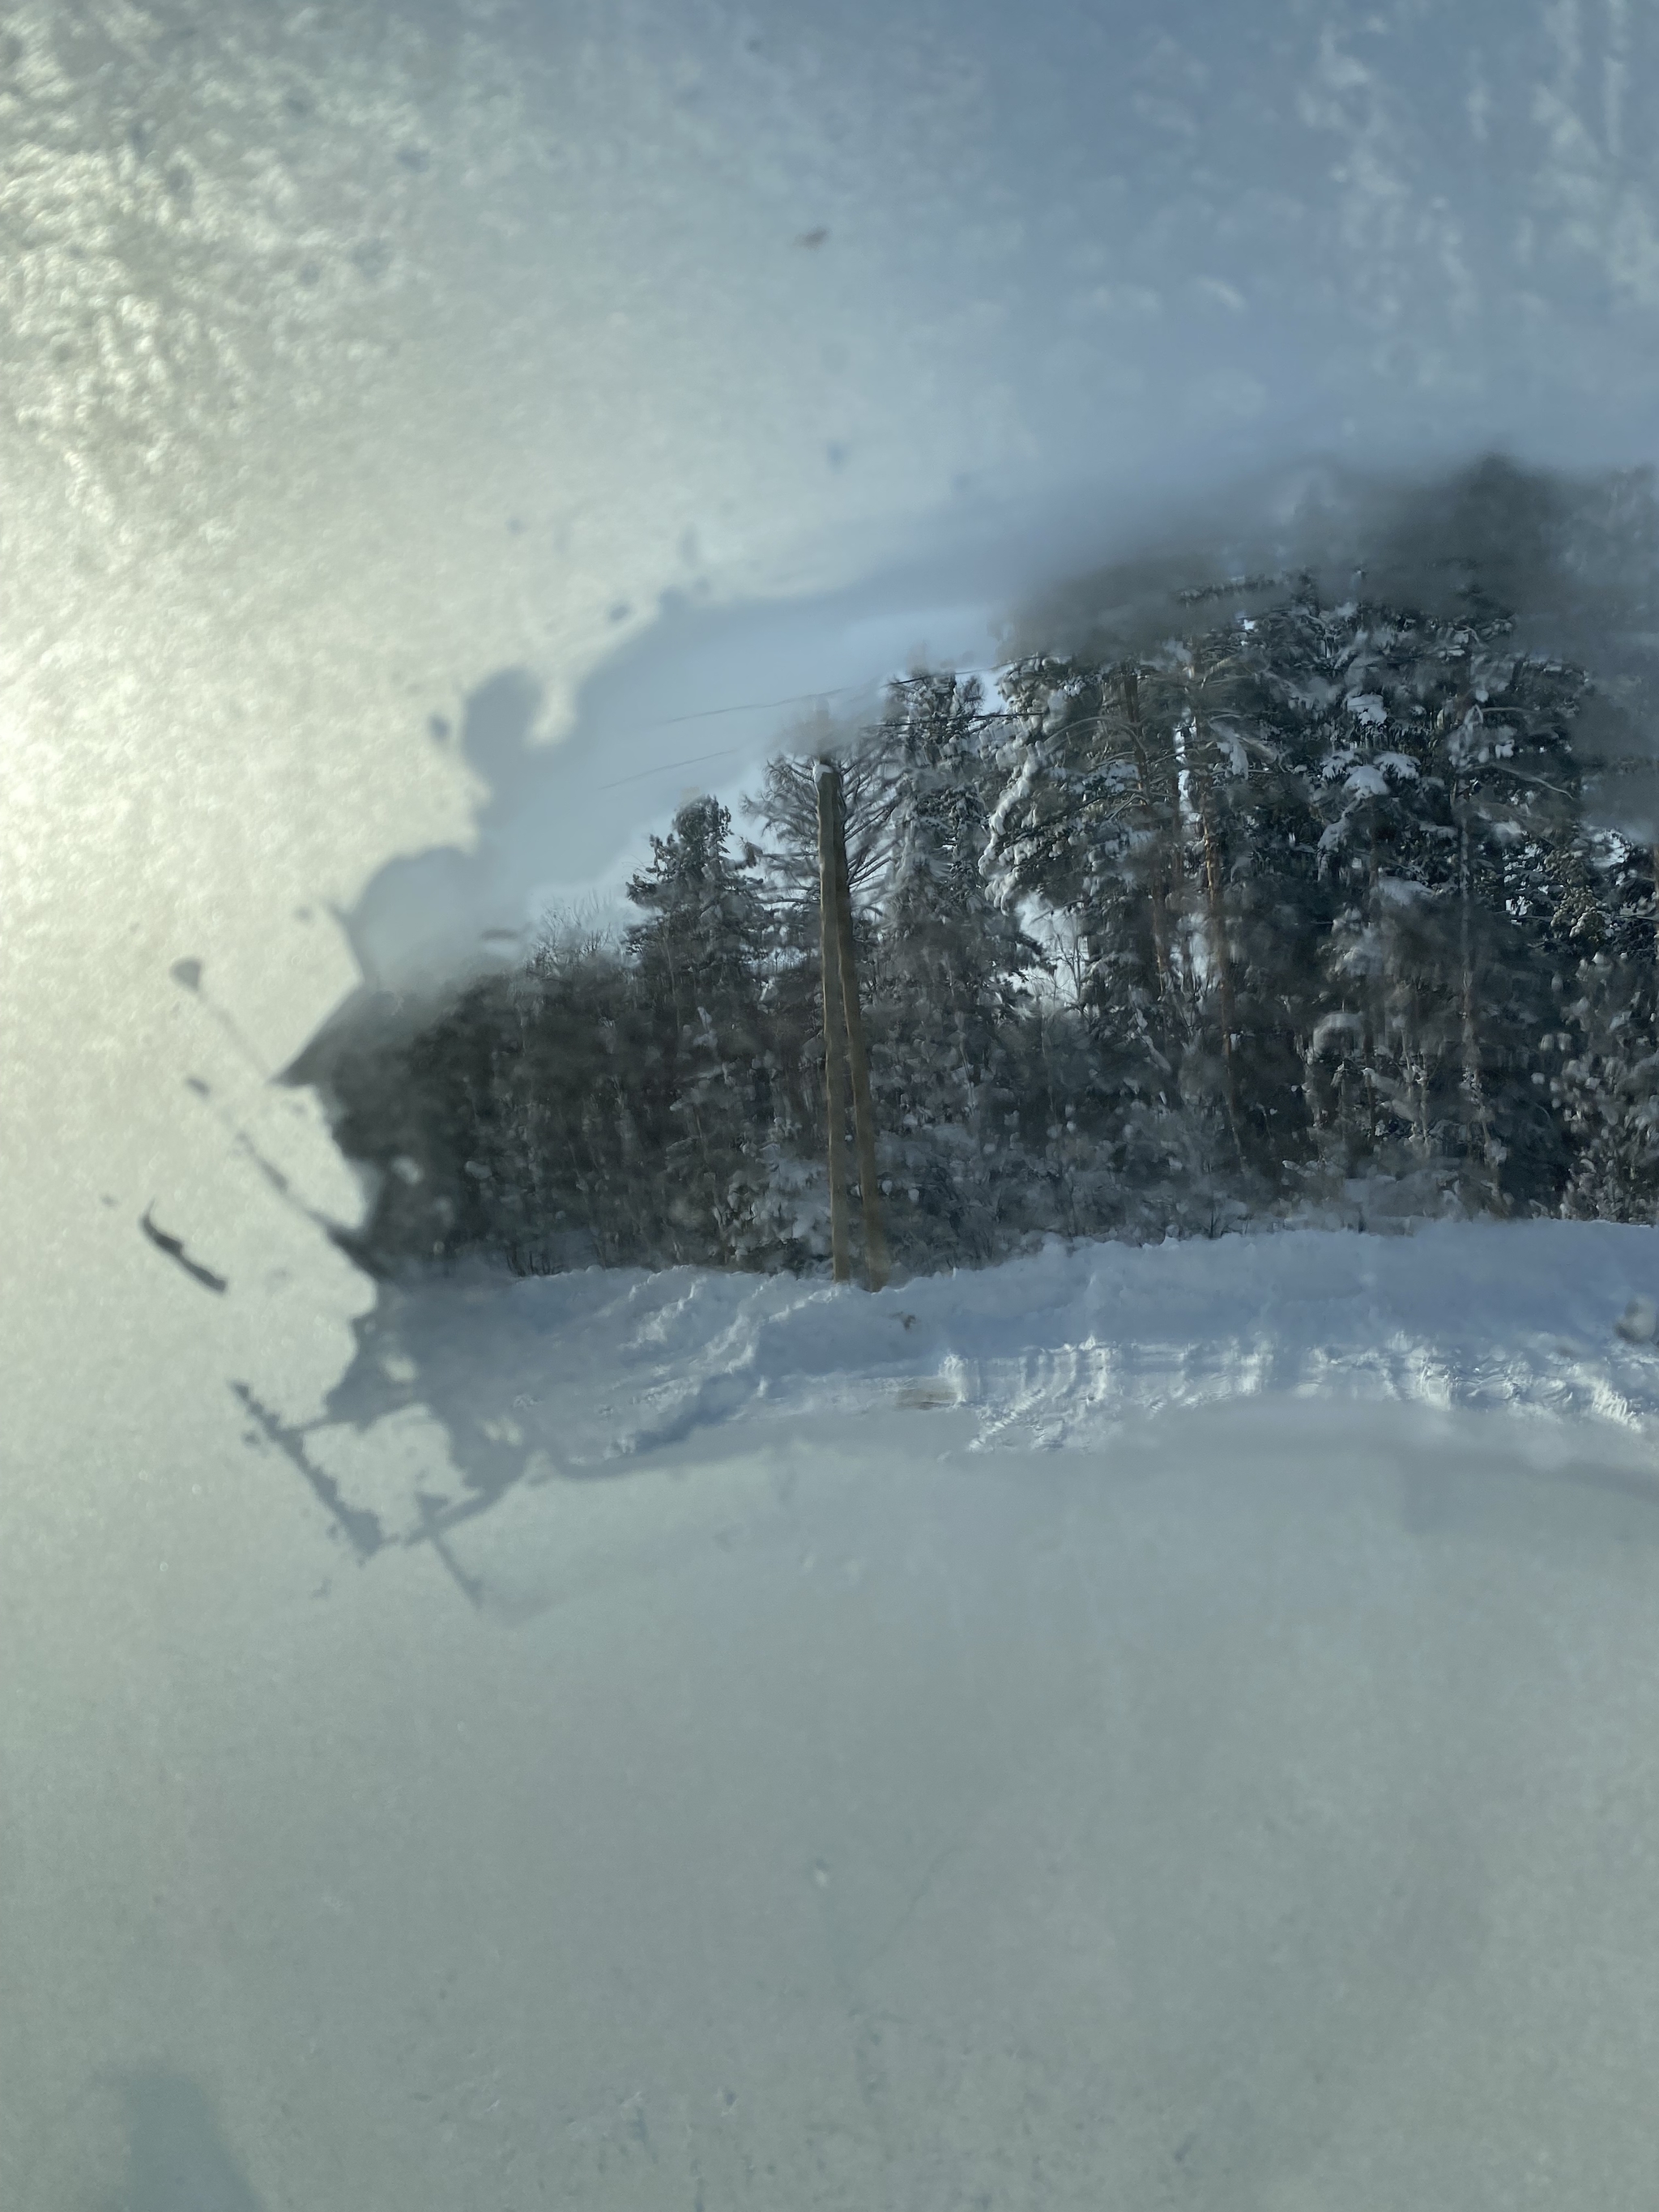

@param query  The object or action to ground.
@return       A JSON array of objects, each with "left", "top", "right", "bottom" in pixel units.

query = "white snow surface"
[
  {"left": 21, "top": 1221, "right": 1659, "bottom": 2210},
  {"left": 356, "top": 1221, "right": 1659, "bottom": 1522}
]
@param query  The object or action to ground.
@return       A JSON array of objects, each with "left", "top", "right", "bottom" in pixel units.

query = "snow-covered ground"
[
  {"left": 12, "top": 1221, "right": 1659, "bottom": 2208},
  {"left": 304, "top": 1221, "right": 1659, "bottom": 1568},
  {"left": 15, "top": 1282, "right": 1659, "bottom": 2209}
]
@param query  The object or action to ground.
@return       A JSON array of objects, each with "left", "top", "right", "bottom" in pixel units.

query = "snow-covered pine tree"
[
  {"left": 990, "top": 637, "right": 1290, "bottom": 1235},
  {"left": 741, "top": 739, "right": 900, "bottom": 1265},
  {"left": 1550, "top": 832, "right": 1659, "bottom": 1222},
  {"left": 987, "top": 653, "right": 1203, "bottom": 1231},
  {"left": 1230, "top": 590, "right": 1452, "bottom": 1206},
  {"left": 854, "top": 674, "right": 1047, "bottom": 1266},
  {"left": 398, "top": 974, "right": 525, "bottom": 1263},
  {"left": 624, "top": 796, "right": 773, "bottom": 1264},
  {"left": 1132, "top": 605, "right": 1337, "bottom": 1189},
  {"left": 1286, "top": 595, "right": 1592, "bottom": 1215},
  {"left": 503, "top": 924, "right": 653, "bottom": 1268}
]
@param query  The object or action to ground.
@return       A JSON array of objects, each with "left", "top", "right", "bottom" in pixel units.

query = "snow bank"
[
  {"left": 317, "top": 1222, "right": 1659, "bottom": 1546},
  {"left": 503, "top": 1219, "right": 1659, "bottom": 1451}
]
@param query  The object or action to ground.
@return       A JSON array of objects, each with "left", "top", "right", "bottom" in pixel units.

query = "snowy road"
[
  {"left": 6, "top": 1370, "right": 1659, "bottom": 2208},
  {"left": 271, "top": 1220, "right": 1659, "bottom": 1575}
]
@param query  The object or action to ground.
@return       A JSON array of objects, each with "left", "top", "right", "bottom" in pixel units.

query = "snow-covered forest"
[{"left": 310, "top": 576, "right": 1659, "bottom": 1281}]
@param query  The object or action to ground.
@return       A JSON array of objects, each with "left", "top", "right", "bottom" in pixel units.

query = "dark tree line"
[{"left": 310, "top": 581, "right": 1659, "bottom": 1279}]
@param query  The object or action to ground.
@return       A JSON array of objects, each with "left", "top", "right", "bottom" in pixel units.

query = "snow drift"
[{"left": 305, "top": 1220, "right": 1659, "bottom": 1552}]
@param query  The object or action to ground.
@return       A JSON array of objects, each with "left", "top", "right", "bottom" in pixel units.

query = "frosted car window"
[{"left": 7, "top": 6, "right": 1659, "bottom": 2207}]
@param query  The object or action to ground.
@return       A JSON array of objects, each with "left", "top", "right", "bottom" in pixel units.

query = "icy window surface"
[{"left": 6, "top": 4, "right": 1659, "bottom": 2206}]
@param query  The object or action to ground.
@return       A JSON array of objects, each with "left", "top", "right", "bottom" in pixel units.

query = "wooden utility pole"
[{"left": 816, "top": 760, "right": 890, "bottom": 1290}]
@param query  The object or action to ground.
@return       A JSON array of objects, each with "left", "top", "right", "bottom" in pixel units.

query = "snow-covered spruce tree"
[
  {"left": 855, "top": 675, "right": 1050, "bottom": 1268},
  {"left": 1266, "top": 593, "right": 1593, "bottom": 1216},
  {"left": 368, "top": 930, "right": 653, "bottom": 1275},
  {"left": 987, "top": 654, "right": 1183, "bottom": 1232},
  {"left": 1223, "top": 590, "right": 1465, "bottom": 1208},
  {"left": 397, "top": 976, "right": 527, "bottom": 1262},
  {"left": 989, "top": 640, "right": 1290, "bottom": 1237},
  {"left": 623, "top": 796, "right": 774, "bottom": 1265},
  {"left": 495, "top": 926, "right": 657, "bottom": 1268},
  {"left": 987, "top": 585, "right": 1619, "bottom": 1230},
  {"left": 1551, "top": 832, "right": 1659, "bottom": 1222},
  {"left": 1133, "top": 607, "right": 1341, "bottom": 1193},
  {"left": 740, "top": 739, "right": 900, "bottom": 1267},
  {"left": 1432, "top": 628, "right": 1590, "bottom": 1213}
]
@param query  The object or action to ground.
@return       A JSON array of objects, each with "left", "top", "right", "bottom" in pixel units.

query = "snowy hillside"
[{"left": 298, "top": 1219, "right": 1659, "bottom": 1555}]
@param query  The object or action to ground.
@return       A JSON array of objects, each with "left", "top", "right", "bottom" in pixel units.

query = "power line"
[
  {"left": 597, "top": 744, "right": 748, "bottom": 793},
  {"left": 654, "top": 681, "right": 867, "bottom": 727},
  {"left": 591, "top": 682, "right": 880, "bottom": 792}
]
